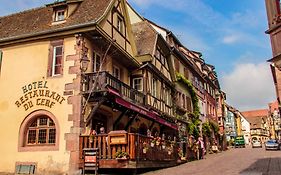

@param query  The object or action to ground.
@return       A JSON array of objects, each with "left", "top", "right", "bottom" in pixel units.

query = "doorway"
[{"left": 91, "top": 113, "right": 107, "bottom": 134}]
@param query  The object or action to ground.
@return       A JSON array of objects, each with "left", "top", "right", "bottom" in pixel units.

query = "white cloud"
[
  {"left": 221, "top": 62, "right": 275, "bottom": 111},
  {"left": 222, "top": 34, "right": 241, "bottom": 44}
]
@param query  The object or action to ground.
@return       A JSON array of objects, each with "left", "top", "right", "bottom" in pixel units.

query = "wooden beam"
[
  {"left": 113, "top": 109, "right": 128, "bottom": 130},
  {"left": 86, "top": 98, "right": 106, "bottom": 125},
  {"left": 125, "top": 113, "right": 138, "bottom": 131},
  {"left": 149, "top": 121, "right": 155, "bottom": 130}
]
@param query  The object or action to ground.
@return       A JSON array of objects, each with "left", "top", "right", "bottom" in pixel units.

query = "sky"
[{"left": 0, "top": 0, "right": 276, "bottom": 111}]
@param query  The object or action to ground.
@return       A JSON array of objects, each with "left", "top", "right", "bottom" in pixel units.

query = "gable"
[{"left": 98, "top": 0, "right": 136, "bottom": 57}]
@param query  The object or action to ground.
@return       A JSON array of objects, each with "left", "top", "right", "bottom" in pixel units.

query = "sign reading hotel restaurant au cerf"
[{"left": 15, "top": 80, "right": 65, "bottom": 111}]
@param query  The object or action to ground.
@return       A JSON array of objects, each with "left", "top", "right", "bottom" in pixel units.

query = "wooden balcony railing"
[
  {"left": 79, "top": 133, "right": 178, "bottom": 166},
  {"left": 82, "top": 71, "right": 145, "bottom": 104}
]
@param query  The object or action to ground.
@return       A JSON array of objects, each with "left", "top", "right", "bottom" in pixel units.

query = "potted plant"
[
  {"left": 142, "top": 142, "right": 149, "bottom": 154},
  {"left": 162, "top": 142, "right": 166, "bottom": 149},
  {"left": 167, "top": 147, "right": 173, "bottom": 155},
  {"left": 115, "top": 150, "right": 129, "bottom": 160},
  {"left": 178, "top": 148, "right": 186, "bottom": 160},
  {"left": 156, "top": 137, "right": 161, "bottom": 146},
  {"left": 151, "top": 139, "right": 156, "bottom": 147},
  {"left": 88, "top": 130, "right": 96, "bottom": 143}
]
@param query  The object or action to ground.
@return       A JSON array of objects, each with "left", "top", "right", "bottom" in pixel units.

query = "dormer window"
[{"left": 55, "top": 10, "right": 65, "bottom": 22}]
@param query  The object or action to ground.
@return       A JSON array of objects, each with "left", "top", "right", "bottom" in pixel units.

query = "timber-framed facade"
[{"left": 0, "top": 0, "right": 224, "bottom": 174}]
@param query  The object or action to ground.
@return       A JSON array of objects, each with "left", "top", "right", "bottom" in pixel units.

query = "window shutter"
[
  {"left": 184, "top": 68, "right": 189, "bottom": 79},
  {"left": 174, "top": 59, "right": 179, "bottom": 72},
  {"left": 47, "top": 47, "right": 52, "bottom": 76}
]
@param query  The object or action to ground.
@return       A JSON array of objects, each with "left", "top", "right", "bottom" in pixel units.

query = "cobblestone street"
[{"left": 140, "top": 147, "right": 281, "bottom": 175}]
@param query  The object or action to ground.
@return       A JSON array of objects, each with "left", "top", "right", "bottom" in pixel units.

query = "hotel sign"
[{"left": 15, "top": 80, "right": 65, "bottom": 111}]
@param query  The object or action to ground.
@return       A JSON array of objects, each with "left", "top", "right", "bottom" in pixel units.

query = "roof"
[
  {"left": 0, "top": 0, "right": 112, "bottom": 42},
  {"left": 241, "top": 109, "right": 268, "bottom": 118},
  {"left": 132, "top": 21, "right": 157, "bottom": 56},
  {"left": 246, "top": 116, "right": 265, "bottom": 129}
]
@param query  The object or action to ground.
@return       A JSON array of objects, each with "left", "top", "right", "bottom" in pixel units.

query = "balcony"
[
  {"left": 79, "top": 133, "right": 179, "bottom": 170},
  {"left": 82, "top": 71, "right": 145, "bottom": 105}
]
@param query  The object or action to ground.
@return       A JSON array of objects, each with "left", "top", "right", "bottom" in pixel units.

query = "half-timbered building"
[{"left": 0, "top": 0, "right": 181, "bottom": 174}]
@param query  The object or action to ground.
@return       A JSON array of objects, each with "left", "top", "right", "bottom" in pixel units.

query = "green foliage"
[
  {"left": 202, "top": 120, "right": 219, "bottom": 138},
  {"left": 202, "top": 122, "right": 211, "bottom": 137},
  {"left": 187, "top": 113, "right": 201, "bottom": 139},
  {"left": 176, "top": 73, "right": 200, "bottom": 117},
  {"left": 115, "top": 150, "right": 129, "bottom": 158},
  {"left": 209, "top": 120, "right": 219, "bottom": 134}
]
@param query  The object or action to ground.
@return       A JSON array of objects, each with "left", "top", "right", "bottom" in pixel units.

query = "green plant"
[
  {"left": 176, "top": 73, "right": 200, "bottom": 117},
  {"left": 142, "top": 142, "right": 149, "bottom": 151},
  {"left": 178, "top": 148, "right": 184, "bottom": 157},
  {"left": 209, "top": 120, "right": 219, "bottom": 134},
  {"left": 187, "top": 113, "right": 201, "bottom": 139},
  {"left": 115, "top": 150, "right": 129, "bottom": 159},
  {"left": 202, "top": 122, "right": 211, "bottom": 137}
]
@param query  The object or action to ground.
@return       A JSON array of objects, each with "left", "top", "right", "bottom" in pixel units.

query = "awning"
[{"left": 108, "top": 88, "right": 178, "bottom": 130}]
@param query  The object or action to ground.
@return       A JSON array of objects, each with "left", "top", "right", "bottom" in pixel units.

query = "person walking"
[{"left": 197, "top": 136, "right": 205, "bottom": 159}]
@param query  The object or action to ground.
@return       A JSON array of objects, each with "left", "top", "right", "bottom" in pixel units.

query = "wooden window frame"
[
  {"left": 152, "top": 78, "right": 157, "bottom": 97},
  {"left": 18, "top": 110, "right": 59, "bottom": 152},
  {"left": 55, "top": 9, "right": 65, "bottom": 22},
  {"left": 26, "top": 117, "right": 56, "bottom": 146},
  {"left": 133, "top": 77, "right": 143, "bottom": 91},
  {"left": 113, "top": 65, "right": 121, "bottom": 80},
  {"left": 155, "top": 47, "right": 168, "bottom": 70},
  {"left": 93, "top": 52, "right": 101, "bottom": 72},
  {"left": 48, "top": 40, "right": 64, "bottom": 77},
  {"left": 164, "top": 88, "right": 170, "bottom": 104},
  {"left": 117, "top": 15, "right": 124, "bottom": 34}
]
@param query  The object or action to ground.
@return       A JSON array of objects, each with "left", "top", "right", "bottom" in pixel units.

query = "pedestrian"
[{"left": 197, "top": 136, "right": 205, "bottom": 159}]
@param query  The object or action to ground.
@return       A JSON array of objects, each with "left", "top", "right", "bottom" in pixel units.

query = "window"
[
  {"left": 16, "top": 164, "right": 36, "bottom": 174},
  {"left": 0, "top": 50, "right": 2, "bottom": 75},
  {"left": 26, "top": 116, "right": 56, "bottom": 145},
  {"left": 133, "top": 78, "right": 143, "bottom": 91},
  {"left": 117, "top": 15, "right": 124, "bottom": 33},
  {"left": 52, "top": 46, "right": 63, "bottom": 76},
  {"left": 55, "top": 10, "right": 65, "bottom": 21},
  {"left": 48, "top": 40, "right": 64, "bottom": 77},
  {"left": 186, "top": 96, "right": 192, "bottom": 112},
  {"left": 164, "top": 88, "right": 170, "bottom": 104},
  {"left": 152, "top": 78, "right": 157, "bottom": 97},
  {"left": 113, "top": 65, "right": 120, "bottom": 79},
  {"left": 19, "top": 110, "right": 59, "bottom": 152},
  {"left": 93, "top": 52, "right": 101, "bottom": 72}
]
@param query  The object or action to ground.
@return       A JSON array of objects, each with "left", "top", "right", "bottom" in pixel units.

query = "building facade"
[
  {"left": 0, "top": 0, "right": 225, "bottom": 174},
  {"left": 265, "top": 0, "right": 281, "bottom": 109},
  {"left": 242, "top": 109, "right": 270, "bottom": 143},
  {"left": 268, "top": 101, "right": 281, "bottom": 139}
]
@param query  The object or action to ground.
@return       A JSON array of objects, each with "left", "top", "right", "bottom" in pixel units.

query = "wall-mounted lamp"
[{"left": 80, "top": 56, "right": 90, "bottom": 72}]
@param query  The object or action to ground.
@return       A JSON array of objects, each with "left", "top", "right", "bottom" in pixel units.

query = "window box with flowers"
[
  {"left": 115, "top": 150, "right": 129, "bottom": 160},
  {"left": 150, "top": 139, "right": 156, "bottom": 147},
  {"left": 178, "top": 148, "right": 186, "bottom": 160},
  {"left": 142, "top": 142, "right": 149, "bottom": 154}
]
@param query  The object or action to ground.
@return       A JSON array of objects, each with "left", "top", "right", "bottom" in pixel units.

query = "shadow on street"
[{"left": 240, "top": 157, "right": 281, "bottom": 175}]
